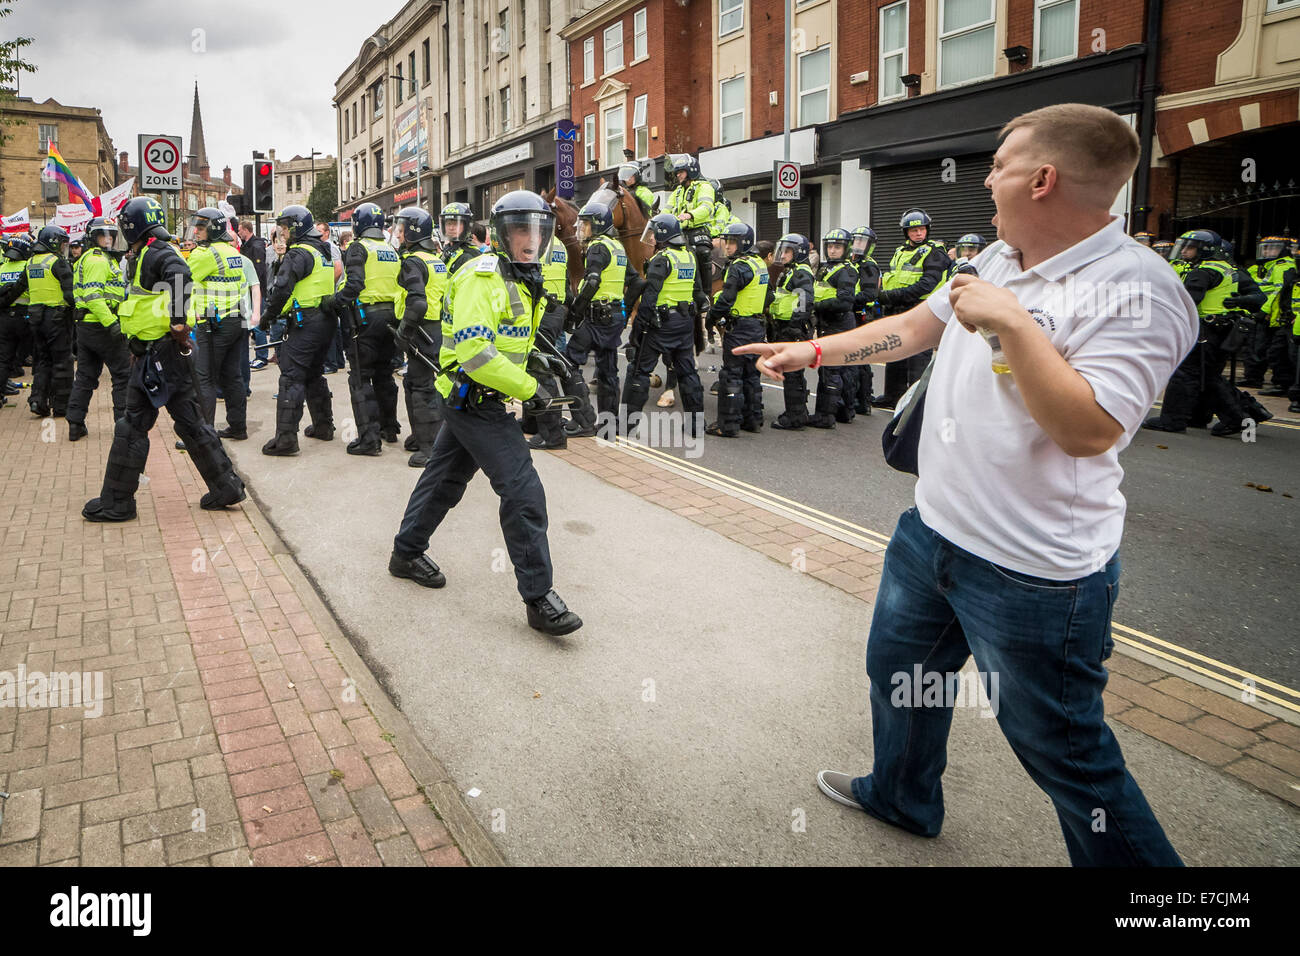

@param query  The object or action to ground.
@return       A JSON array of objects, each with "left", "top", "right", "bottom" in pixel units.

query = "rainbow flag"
[{"left": 42, "top": 144, "right": 95, "bottom": 212}]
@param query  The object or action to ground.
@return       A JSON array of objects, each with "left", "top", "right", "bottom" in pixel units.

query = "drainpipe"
[{"left": 1133, "top": 0, "right": 1163, "bottom": 232}]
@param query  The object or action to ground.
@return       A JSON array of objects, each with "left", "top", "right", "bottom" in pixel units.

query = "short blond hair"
[{"left": 999, "top": 104, "right": 1139, "bottom": 205}]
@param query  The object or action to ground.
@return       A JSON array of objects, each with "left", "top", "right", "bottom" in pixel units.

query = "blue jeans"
[{"left": 852, "top": 507, "right": 1182, "bottom": 866}]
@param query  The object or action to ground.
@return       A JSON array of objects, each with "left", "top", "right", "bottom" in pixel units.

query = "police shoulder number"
[{"left": 474, "top": 255, "right": 499, "bottom": 275}]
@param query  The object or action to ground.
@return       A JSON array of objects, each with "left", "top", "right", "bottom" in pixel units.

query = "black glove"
[
  {"left": 319, "top": 294, "right": 337, "bottom": 318},
  {"left": 257, "top": 311, "right": 272, "bottom": 332},
  {"left": 522, "top": 381, "right": 555, "bottom": 414},
  {"left": 396, "top": 318, "right": 419, "bottom": 345},
  {"left": 625, "top": 342, "right": 638, "bottom": 363}
]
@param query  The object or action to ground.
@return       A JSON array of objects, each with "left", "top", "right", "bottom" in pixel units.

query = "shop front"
[{"left": 446, "top": 126, "right": 559, "bottom": 219}]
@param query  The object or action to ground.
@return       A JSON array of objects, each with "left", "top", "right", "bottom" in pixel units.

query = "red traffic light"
[{"left": 258, "top": 163, "right": 272, "bottom": 176}]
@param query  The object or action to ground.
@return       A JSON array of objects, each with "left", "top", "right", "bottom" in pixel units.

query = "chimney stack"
[
  {"left": 223, "top": 165, "right": 232, "bottom": 186},
  {"left": 119, "top": 151, "right": 129, "bottom": 173}
]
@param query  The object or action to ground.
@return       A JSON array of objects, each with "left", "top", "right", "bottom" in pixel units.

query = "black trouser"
[
  {"left": 853, "top": 313, "right": 875, "bottom": 410},
  {"left": 1158, "top": 322, "right": 1246, "bottom": 429},
  {"left": 1264, "top": 321, "right": 1296, "bottom": 388},
  {"left": 195, "top": 316, "right": 248, "bottom": 431},
  {"left": 273, "top": 307, "right": 336, "bottom": 438},
  {"left": 686, "top": 229, "right": 713, "bottom": 300},
  {"left": 398, "top": 321, "right": 440, "bottom": 454},
  {"left": 28, "top": 304, "right": 74, "bottom": 414},
  {"left": 882, "top": 350, "right": 932, "bottom": 404},
  {"left": 813, "top": 311, "right": 859, "bottom": 424},
  {"left": 0, "top": 307, "right": 29, "bottom": 393},
  {"left": 567, "top": 307, "right": 625, "bottom": 416},
  {"left": 393, "top": 396, "right": 553, "bottom": 601},
  {"left": 716, "top": 316, "right": 765, "bottom": 432},
  {"left": 67, "top": 319, "right": 130, "bottom": 426},
  {"left": 99, "top": 336, "right": 241, "bottom": 508},
  {"left": 770, "top": 319, "right": 811, "bottom": 424},
  {"left": 344, "top": 304, "right": 399, "bottom": 447},
  {"left": 622, "top": 307, "right": 703, "bottom": 431},
  {"left": 556, "top": 316, "right": 597, "bottom": 430},
  {"left": 1241, "top": 320, "right": 1272, "bottom": 384}
]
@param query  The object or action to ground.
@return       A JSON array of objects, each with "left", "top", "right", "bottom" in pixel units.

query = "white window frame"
[
  {"left": 584, "top": 113, "right": 597, "bottom": 167},
  {"left": 796, "top": 45, "right": 830, "bottom": 127},
  {"left": 500, "top": 85, "right": 512, "bottom": 134},
  {"left": 38, "top": 124, "right": 58, "bottom": 151},
  {"left": 1034, "top": 0, "right": 1078, "bottom": 66},
  {"left": 603, "top": 104, "right": 625, "bottom": 169},
  {"left": 604, "top": 22, "right": 624, "bottom": 73},
  {"left": 583, "top": 37, "right": 595, "bottom": 84},
  {"left": 1265, "top": 0, "right": 1298, "bottom": 12},
  {"left": 879, "top": 1, "right": 908, "bottom": 103},
  {"left": 719, "top": 75, "right": 745, "bottom": 145},
  {"left": 938, "top": 0, "right": 997, "bottom": 90},
  {"left": 719, "top": 0, "right": 743, "bottom": 38},
  {"left": 633, "top": 94, "right": 649, "bottom": 157},
  {"left": 633, "top": 8, "right": 648, "bottom": 61}
]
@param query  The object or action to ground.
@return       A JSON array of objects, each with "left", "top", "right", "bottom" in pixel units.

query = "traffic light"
[{"left": 253, "top": 157, "right": 274, "bottom": 213}]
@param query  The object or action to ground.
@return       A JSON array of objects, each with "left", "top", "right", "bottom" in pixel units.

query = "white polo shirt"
[{"left": 915, "top": 215, "right": 1198, "bottom": 580}]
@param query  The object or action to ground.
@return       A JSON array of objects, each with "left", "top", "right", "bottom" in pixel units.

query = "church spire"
[{"left": 189, "top": 81, "right": 209, "bottom": 174}]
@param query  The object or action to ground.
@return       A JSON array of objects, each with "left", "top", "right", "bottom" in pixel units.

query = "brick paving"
[
  {"left": 0, "top": 377, "right": 474, "bottom": 866},
  {"left": 547, "top": 435, "right": 1300, "bottom": 810}
]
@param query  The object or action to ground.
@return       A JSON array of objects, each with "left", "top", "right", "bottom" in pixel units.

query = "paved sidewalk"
[
  {"left": 0, "top": 375, "right": 491, "bottom": 866},
  {"left": 219, "top": 378, "right": 1299, "bottom": 866}
]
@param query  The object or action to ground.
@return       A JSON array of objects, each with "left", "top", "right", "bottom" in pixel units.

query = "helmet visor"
[
  {"left": 721, "top": 237, "right": 743, "bottom": 258},
  {"left": 89, "top": 223, "right": 120, "bottom": 248},
  {"left": 956, "top": 244, "right": 980, "bottom": 259},
  {"left": 1257, "top": 240, "right": 1286, "bottom": 261},
  {"left": 440, "top": 216, "right": 466, "bottom": 241},
  {"left": 775, "top": 239, "right": 799, "bottom": 264},
  {"left": 575, "top": 219, "right": 594, "bottom": 244},
  {"left": 494, "top": 211, "right": 554, "bottom": 264},
  {"left": 823, "top": 240, "right": 846, "bottom": 261},
  {"left": 618, "top": 165, "right": 638, "bottom": 185},
  {"left": 1170, "top": 237, "right": 1201, "bottom": 261},
  {"left": 851, "top": 235, "right": 874, "bottom": 257}
]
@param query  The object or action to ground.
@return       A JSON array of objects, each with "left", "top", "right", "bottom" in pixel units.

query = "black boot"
[
  {"left": 82, "top": 496, "right": 137, "bottom": 523},
  {"left": 262, "top": 433, "right": 299, "bottom": 456},
  {"left": 304, "top": 423, "right": 334, "bottom": 441},
  {"left": 388, "top": 551, "right": 445, "bottom": 588},
  {"left": 217, "top": 425, "right": 248, "bottom": 440},
  {"left": 404, "top": 434, "right": 419, "bottom": 452},
  {"left": 347, "top": 437, "right": 382, "bottom": 456},
  {"left": 1141, "top": 417, "right": 1185, "bottom": 434},
  {"left": 68, "top": 422, "right": 88, "bottom": 441},
  {"left": 527, "top": 433, "right": 567, "bottom": 450},
  {"left": 200, "top": 475, "right": 247, "bottom": 510},
  {"left": 408, "top": 450, "right": 430, "bottom": 467},
  {"left": 526, "top": 589, "right": 582, "bottom": 636}
]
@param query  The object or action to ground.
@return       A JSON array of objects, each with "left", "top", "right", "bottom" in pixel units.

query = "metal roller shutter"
[
  {"left": 752, "top": 185, "right": 820, "bottom": 245},
  {"left": 869, "top": 155, "right": 997, "bottom": 251}
]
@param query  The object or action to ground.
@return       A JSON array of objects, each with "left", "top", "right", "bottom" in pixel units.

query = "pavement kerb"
[{"left": 238, "top": 478, "right": 505, "bottom": 867}]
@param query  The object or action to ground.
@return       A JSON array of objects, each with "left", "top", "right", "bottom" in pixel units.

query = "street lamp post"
[{"left": 309, "top": 148, "right": 322, "bottom": 209}]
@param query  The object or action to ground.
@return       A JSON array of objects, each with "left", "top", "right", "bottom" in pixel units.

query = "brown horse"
[
  {"left": 540, "top": 187, "right": 584, "bottom": 291},
  {"left": 593, "top": 182, "right": 651, "bottom": 278}
]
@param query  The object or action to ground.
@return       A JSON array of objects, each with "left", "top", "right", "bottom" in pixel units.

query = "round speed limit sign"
[
  {"left": 778, "top": 164, "right": 799, "bottom": 188},
  {"left": 140, "top": 135, "right": 182, "bottom": 190}
]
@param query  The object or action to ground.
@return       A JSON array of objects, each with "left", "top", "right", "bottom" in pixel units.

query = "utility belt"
[
  {"left": 447, "top": 367, "right": 506, "bottom": 412},
  {"left": 353, "top": 301, "right": 396, "bottom": 327},
  {"left": 75, "top": 309, "right": 112, "bottom": 324},
  {"left": 196, "top": 310, "right": 243, "bottom": 328},
  {"left": 651, "top": 302, "right": 694, "bottom": 328},
  {"left": 589, "top": 299, "right": 626, "bottom": 325}
]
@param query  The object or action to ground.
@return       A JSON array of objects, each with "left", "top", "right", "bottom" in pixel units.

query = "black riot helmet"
[
  {"left": 774, "top": 233, "right": 810, "bottom": 265},
  {"left": 719, "top": 221, "right": 754, "bottom": 258},
  {"left": 84, "top": 217, "right": 119, "bottom": 249},
  {"left": 439, "top": 202, "right": 473, "bottom": 243},
  {"left": 119, "top": 196, "right": 171, "bottom": 247},
  {"left": 488, "top": 190, "right": 555, "bottom": 265},
  {"left": 352, "top": 202, "right": 386, "bottom": 240},
  {"left": 275, "top": 205, "right": 316, "bottom": 243},
  {"left": 1170, "top": 229, "right": 1222, "bottom": 264},
  {"left": 899, "top": 209, "right": 931, "bottom": 241},
  {"left": 4, "top": 235, "right": 33, "bottom": 260},
  {"left": 391, "top": 206, "right": 438, "bottom": 252},
  {"left": 640, "top": 213, "right": 685, "bottom": 250},
  {"left": 188, "top": 207, "right": 229, "bottom": 244},
  {"left": 35, "top": 224, "right": 71, "bottom": 256}
]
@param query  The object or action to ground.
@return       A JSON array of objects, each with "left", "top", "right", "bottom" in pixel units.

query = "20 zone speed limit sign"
[
  {"left": 774, "top": 160, "right": 801, "bottom": 201},
  {"left": 139, "top": 134, "right": 183, "bottom": 191}
]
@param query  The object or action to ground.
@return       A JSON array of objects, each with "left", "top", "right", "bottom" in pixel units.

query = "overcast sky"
[{"left": 8, "top": 0, "right": 408, "bottom": 174}]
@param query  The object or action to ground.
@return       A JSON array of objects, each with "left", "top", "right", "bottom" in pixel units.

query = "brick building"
[
  {"left": 0, "top": 94, "right": 117, "bottom": 229},
  {"left": 1145, "top": 0, "right": 1300, "bottom": 253}
]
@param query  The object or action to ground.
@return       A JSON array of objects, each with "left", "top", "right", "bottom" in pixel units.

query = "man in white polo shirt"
[{"left": 737, "top": 104, "right": 1196, "bottom": 866}]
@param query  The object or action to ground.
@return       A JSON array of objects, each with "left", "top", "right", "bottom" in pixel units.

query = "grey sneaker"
[{"left": 817, "top": 770, "right": 865, "bottom": 811}]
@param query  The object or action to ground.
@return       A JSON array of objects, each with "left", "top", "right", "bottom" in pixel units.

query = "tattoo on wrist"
[{"left": 843, "top": 334, "right": 902, "bottom": 363}]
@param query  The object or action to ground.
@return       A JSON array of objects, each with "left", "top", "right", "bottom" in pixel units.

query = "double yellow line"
[
  {"left": 1148, "top": 401, "right": 1300, "bottom": 432},
  {"left": 604, "top": 434, "right": 1300, "bottom": 717}
]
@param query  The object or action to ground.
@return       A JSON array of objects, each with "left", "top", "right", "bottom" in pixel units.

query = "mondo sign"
[
  {"left": 138, "top": 134, "right": 183, "bottom": 192},
  {"left": 555, "top": 120, "right": 578, "bottom": 201},
  {"left": 773, "top": 161, "right": 801, "bottom": 201}
]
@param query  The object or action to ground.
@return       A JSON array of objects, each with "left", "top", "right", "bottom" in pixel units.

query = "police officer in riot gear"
[
  {"left": 872, "top": 209, "right": 950, "bottom": 408},
  {"left": 186, "top": 208, "right": 250, "bottom": 440},
  {"left": 524, "top": 234, "right": 588, "bottom": 449},
  {"left": 391, "top": 206, "right": 450, "bottom": 466},
  {"left": 389, "top": 190, "right": 582, "bottom": 637},
  {"left": 617, "top": 163, "right": 656, "bottom": 218},
  {"left": 0, "top": 225, "right": 76, "bottom": 416},
  {"left": 848, "top": 226, "right": 880, "bottom": 415},
  {"left": 568, "top": 199, "right": 630, "bottom": 420},
  {"left": 81, "top": 196, "right": 244, "bottom": 522},
  {"left": 664, "top": 154, "right": 716, "bottom": 300},
  {"left": 66, "top": 217, "right": 130, "bottom": 440},
  {"left": 1242, "top": 236, "right": 1296, "bottom": 394},
  {"left": 258, "top": 205, "right": 339, "bottom": 456},
  {"left": 336, "top": 202, "right": 402, "bottom": 456},
  {"left": 1144, "top": 230, "right": 1267, "bottom": 436},
  {"left": 0, "top": 235, "right": 34, "bottom": 410},
  {"left": 438, "top": 203, "right": 478, "bottom": 276},
  {"left": 810, "top": 228, "right": 860, "bottom": 427},
  {"left": 954, "top": 233, "right": 986, "bottom": 264},
  {"left": 623, "top": 213, "right": 707, "bottom": 435},
  {"left": 767, "top": 233, "right": 816, "bottom": 429},
  {"left": 705, "top": 222, "right": 771, "bottom": 437}
]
